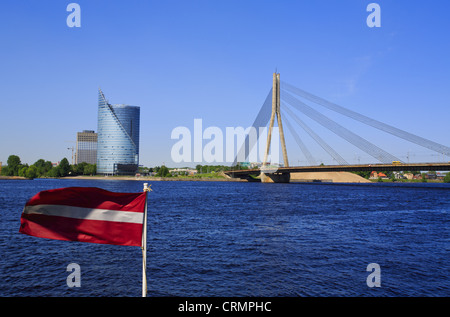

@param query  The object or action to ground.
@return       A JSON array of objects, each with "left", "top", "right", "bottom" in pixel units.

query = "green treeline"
[
  {"left": 445, "top": 173, "right": 450, "bottom": 183},
  {"left": 195, "top": 164, "right": 234, "bottom": 173},
  {"left": 1, "top": 155, "right": 96, "bottom": 179}
]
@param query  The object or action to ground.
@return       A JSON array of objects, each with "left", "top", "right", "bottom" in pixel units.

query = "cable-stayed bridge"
[{"left": 225, "top": 73, "right": 450, "bottom": 182}]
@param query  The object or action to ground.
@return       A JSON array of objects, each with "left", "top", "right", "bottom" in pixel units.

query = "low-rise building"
[
  {"left": 370, "top": 171, "right": 388, "bottom": 179},
  {"left": 170, "top": 168, "right": 197, "bottom": 176}
]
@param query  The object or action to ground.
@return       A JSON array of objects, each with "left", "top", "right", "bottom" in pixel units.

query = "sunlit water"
[{"left": 0, "top": 179, "right": 449, "bottom": 296}]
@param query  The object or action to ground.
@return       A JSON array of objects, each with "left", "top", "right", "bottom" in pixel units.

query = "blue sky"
[{"left": 0, "top": 0, "right": 449, "bottom": 167}]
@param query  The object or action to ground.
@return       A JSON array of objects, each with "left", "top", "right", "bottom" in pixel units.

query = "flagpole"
[{"left": 142, "top": 183, "right": 150, "bottom": 297}]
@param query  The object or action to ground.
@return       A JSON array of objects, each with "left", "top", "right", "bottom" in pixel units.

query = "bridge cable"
[
  {"left": 281, "top": 81, "right": 450, "bottom": 158},
  {"left": 282, "top": 91, "right": 401, "bottom": 163},
  {"left": 232, "top": 89, "right": 273, "bottom": 166},
  {"left": 282, "top": 114, "right": 317, "bottom": 166},
  {"left": 283, "top": 103, "right": 349, "bottom": 165},
  {"left": 283, "top": 92, "right": 399, "bottom": 163}
]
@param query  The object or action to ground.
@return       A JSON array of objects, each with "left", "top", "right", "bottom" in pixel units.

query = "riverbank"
[
  {"left": 63, "top": 175, "right": 247, "bottom": 182},
  {"left": 0, "top": 176, "right": 28, "bottom": 180},
  {"left": 1, "top": 174, "right": 445, "bottom": 183}
]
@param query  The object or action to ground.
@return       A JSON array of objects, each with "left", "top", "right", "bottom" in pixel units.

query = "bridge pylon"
[{"left": 261, "top": 73, "right": 290, "bottom": 183}]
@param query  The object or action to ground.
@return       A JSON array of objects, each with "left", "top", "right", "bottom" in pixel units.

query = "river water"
[{"left": 0, "top": 179, "right": 448, "bottom": 297}]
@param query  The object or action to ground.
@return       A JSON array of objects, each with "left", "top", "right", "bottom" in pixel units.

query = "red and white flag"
[{"left": 19, "top": 187, "right": 147, "bottom": 247}]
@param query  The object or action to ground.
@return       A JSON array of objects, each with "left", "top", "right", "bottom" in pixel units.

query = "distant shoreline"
[
  {"left": 0, "top": 175, "right": 243, "bottom": 182},
  {"left": 0, "top": 176, "right": 28, "bottom": 180},
  {"left": 63, "top": 175, "right": 247, "bottom": 182},
  {"left": 0, "top": 175, "right": 445, "bottom": 183}
]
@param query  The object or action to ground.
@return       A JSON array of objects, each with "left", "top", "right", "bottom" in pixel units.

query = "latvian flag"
[{"left": 19, "top": 187, "right": 147, "bottom": 247}]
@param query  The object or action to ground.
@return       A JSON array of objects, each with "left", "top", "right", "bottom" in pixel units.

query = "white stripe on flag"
[{"left": 23, "top": 205, "right": 144, "bottom": 224}]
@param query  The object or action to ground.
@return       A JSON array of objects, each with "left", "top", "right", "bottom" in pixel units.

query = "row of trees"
[
  {"left": 195, "top": 165, "right": 235, "bottom": 174},
  {"left": 1, "top": 155, "right": 96, "bottom": 179},
  {"left": 154, "top": 165, "right": 171, "bottom": 177},
  {"left": 445, "top": 173, "right": 450, "bottom": 183},
  {"left": 138, "top": 165, "right": 172, "bottom": 177}
]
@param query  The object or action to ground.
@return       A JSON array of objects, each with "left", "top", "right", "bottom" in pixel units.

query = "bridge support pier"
[{"left": 260, "top": 172, "right": 291, "bottom": 183}]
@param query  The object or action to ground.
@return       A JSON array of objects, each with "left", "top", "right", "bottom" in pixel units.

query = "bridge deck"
[{"left": 225, "top": 163, "right": 450, "bottom": 177}]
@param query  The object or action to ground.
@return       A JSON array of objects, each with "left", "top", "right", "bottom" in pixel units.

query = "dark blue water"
[{"left": 0, "top": 179, "right": 449, "bottom": 297}]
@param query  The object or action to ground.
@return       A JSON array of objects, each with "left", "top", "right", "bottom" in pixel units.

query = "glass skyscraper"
[{"left": 97, "top": 89, "right": 140, "bottom": 175}]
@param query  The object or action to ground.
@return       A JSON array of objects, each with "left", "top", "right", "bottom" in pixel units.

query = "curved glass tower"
[{"left": 97, "top": 89, "right": 140, "bottom": 175}]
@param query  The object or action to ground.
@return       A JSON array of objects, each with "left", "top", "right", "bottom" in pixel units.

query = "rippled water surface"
[{"left": 0, "top": 179, "right": 449, "bottom": 296}]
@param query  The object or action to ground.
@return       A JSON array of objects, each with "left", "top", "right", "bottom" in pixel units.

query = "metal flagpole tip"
[{"left": 143, "top": 183, "right": 152, "bottom": 192}]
